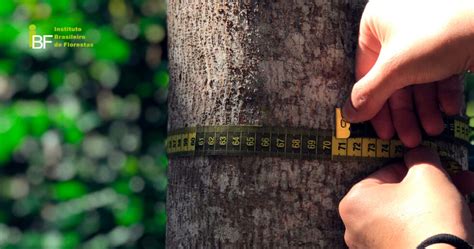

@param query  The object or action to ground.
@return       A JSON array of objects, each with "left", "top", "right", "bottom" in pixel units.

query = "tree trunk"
[{"left": 166, "top": 1, "right": 374, "bottom": 248}]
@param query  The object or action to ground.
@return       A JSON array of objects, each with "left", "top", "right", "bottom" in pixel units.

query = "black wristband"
[{"left": 417, "top": 233, "right": 473, "bottom": 249}]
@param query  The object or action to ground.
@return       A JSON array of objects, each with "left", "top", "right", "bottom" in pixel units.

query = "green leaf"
[
  {"left": 122, "top": 156, "right": 139, "bottom": 176},
  {"left": 0, "top": 23, "right": 20, "bottom": 45},
  {"left": 44, "top": 0, "right": 74, "bottom": 13},
  {"left": 154, "top": 70, "right": 169, "bottom": 89},
  {"left": 0, "top": 60, "right": 14, "bottom": 75},
  {"left": 14, "top": 101, "right": 50, "bottom": 136},
  {"left": 465, "top": 73, "right": 474, "bottom": 93},
  {"left": 52, "top": 181, "right": 88, "bottom": 200},
  {"left": 48, "top": 68, "right": 65, "bottom": 88},
  {"left": 0, "top": 108, "right": 27, "bottom": 165},
  {"left": 93, "top": 28, "right": 130, "bottom": 63},
  {"left": 18, "top": 232, "right": 42, "bottom": 249},
  {"left": 157, "top": 153, "right": 168, "bottom": 170},
  {"left": 50, "top": 109, "right": 84, "bottom": 144},
  {"left": 467, "top": 100, "right": 474, "bottom": 117},
  {"left": 114, "top": 196, "right": 144, "bottom": 226},
  {"left": 113, "top": 179, "right": 133, "bottom": 195},
  {"left": 61, "top": 232, "right": 80, "bottom": 249},
  {"left": 0, "top": 0, "right": 15, "bottom": 17}
]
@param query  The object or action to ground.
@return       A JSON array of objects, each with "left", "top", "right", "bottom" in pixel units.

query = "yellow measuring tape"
[{"left": 166, "top": 109, "right": 470, "bottom": 171}]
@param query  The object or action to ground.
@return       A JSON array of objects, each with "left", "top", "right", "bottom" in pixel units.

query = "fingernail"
[
  {"left": 341, "top": 99, "right": 357, "bottom": 123},
  {"left": 342, "top": 99, "right": 357, "bottom": 123},
  {"left": 340, "top": 108, "right": 350, "bottom": 123}
]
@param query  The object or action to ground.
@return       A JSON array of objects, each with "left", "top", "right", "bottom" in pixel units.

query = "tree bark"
[{"left": 166, "top": 1, "right": 376, "bottom": 248}]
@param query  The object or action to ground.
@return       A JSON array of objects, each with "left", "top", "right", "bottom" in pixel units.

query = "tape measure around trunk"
[{"left": 166, "top": 109, "right": 470, "bottom": 171}]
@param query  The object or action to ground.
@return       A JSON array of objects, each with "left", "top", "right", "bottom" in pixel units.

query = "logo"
[
  {"left": 29, "top": 24, "right": 94, "bottom": 49},
  {"left": 29, "top": 24, "right": 53, "bottom": 49}
]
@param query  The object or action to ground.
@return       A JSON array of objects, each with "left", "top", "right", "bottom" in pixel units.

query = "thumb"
[
  {"left": 343, "top": 55, "right": 403, "bottom": 123},
  {"left": 357, "top": 162, "right": 408, "bottom": 187},
  {"left": 403, "top": 147, "right": 451, "bottom": 182}
]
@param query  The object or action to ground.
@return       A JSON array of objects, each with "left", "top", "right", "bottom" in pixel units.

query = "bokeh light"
[{"left": 0, "top": 0, "right": 168, "bottom": 248}]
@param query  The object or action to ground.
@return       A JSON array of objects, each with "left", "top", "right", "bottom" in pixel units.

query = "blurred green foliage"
[{"left": 0, "top": 0, "right": 168, "bottom": 248}]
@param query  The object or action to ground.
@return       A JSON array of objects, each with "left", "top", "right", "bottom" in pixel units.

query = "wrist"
[
  {"left": 405, "top": 213, "right": 473, "bottom": 249},
  {"left": 412, "top": 225, "right": 474, "bottom": 249},
  {"left": 417, "top": 233, "right": 474, "bottom": 249}
]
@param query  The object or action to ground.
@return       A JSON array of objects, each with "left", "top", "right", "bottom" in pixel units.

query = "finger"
[
  {"left": 437, "top": 75, "right": 464, "bottom": 116},
  {"left": 389, "top": 87, "right": 422, "bottom": 148},
  {"left": 370, "top": 103, "right": 395, "bottom": 140},
  {"left": 343, "top": 48, "right": 403, "bottom": 123},
  {"left": 357, "top": 162, "right": 407, "bottom": 187},
  {"left": 413, "top": 83, "right": 444, "bottom": 136},
  {"left": 355, "top": 31, "right": 380, "bottom": 81},
  {"left": 470, "top": 204, "right": 474, "bottom": 221},
  {"left": 343, "top": 30, "right": 381, "bottom": 122},
  {"left": 404, "top": 147, "right": 449, "bottom": 180},
  {"left": 451, "top": 171, "right": 474, "bottom": 195}
]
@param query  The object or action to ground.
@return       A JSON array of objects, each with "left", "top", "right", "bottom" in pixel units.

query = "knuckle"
[
  {"left": 374, "top": 125, "right": 394, "bottom": 140},
  {"left": 443, "top": 107, "right": 461, "bottom": 116},
  {"left": 339, "top": 185, "right": 364, "bottom": 219},
  {"left": 344, "top": 231, "right": 361, "bottom": 249},
  {"left": 343, "top": 232, "right": 353, "bottom": 248},
  {"left": 439, "top": 98, "right": 461, "bottom": 115},
  {"left": 423, "top": 121, "right": 444, "bottom": 136},
  {"left": 408, "top": 163, "right": 438, "bottom": 180}
]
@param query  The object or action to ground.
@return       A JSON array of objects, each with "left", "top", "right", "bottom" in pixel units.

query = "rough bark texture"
[{"left": 166, "top": 1, "right": 373, "bottom": 248}]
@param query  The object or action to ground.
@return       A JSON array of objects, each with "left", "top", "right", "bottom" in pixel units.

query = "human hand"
[
  {"left": 342, "top": 0, "right": 474, "bottom": 147},
  {"left": 339, "top": 147, "right": 474, "bottom": 249}
]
